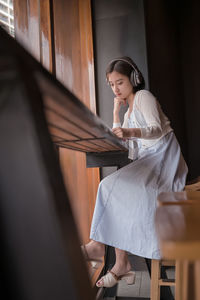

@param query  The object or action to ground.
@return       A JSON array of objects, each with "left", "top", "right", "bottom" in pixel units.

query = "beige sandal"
[
  {"left": 96, "top": 270, "right": 136, "bottom": 288},
  {"left": 81, "top": 245, "right": 103, "bottom": 269}
]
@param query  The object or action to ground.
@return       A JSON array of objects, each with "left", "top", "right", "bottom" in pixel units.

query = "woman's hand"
[
  {"left": 113, "top": 97, "right": 127, "bottom": 124},
  {"left": 113, "top": 97, "right": 126, "bottom": 114},
  {"left": 112, "top": 127, "right": 132, "bottom": 139},
  {"left": 112, "top": 127, "right": 141, "bottom": 139}
]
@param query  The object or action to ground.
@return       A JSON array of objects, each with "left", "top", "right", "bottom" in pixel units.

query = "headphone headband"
[
  {"left": 109, "top": 58, "right": 141, "bottom": 87},
  {"left": 110, "top": 58, "right": 137, "bottom": 73}
]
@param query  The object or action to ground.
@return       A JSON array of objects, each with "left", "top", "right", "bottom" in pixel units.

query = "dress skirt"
[{"left": 90, "top": 132, "right": 188, "bottom": 259}]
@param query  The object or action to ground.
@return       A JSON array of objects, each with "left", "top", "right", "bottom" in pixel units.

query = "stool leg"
[
  {"left": 175, "top": 260, "right": 183, "bottom": 300},
  {"left": 151, "top": 259, "right": 160, "bottom": 300},
  {"left": 175, "top": 260, "right": 190, "bottom": 300},
  {"left": 195, "top": 260, "right": 200, "bottom": 299}
]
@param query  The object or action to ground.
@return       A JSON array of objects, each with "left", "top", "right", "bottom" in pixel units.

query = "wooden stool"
[
  {"left": 151, "top": 259, "right": 176, "bottom": 300},
  {"left": 155, "top": 204, "right": 200, "bottom": 300},
  {"left": 151, "top": 179, "right": 200, "bottom": 300}
]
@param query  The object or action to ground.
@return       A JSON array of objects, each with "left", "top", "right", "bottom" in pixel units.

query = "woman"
[{"left": 82, "top": 56, "right": 188, "bottom": 288}]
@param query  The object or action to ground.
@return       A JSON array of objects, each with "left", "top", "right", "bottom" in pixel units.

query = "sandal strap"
[
  {"left": 108, "top": 270, "right": 119, "bottom": 281},
  {"left": 97, "top": 271, "right": 118, "bottom": 287}
]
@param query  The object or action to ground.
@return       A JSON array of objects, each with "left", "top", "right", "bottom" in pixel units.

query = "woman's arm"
[
  {"left": 112, "top": 96, "right": 141, "bottom": 139},
  {"left": 112, "top": 91, "right": 162, "bottom": 140},
  {"left": 137, "top": 90, "right": 162, "bottom": 140},
  {"left": 113, "top": 97, "right": 127, "bottom": 125},
  {"left": 112, "top": 127, "right": 141, "bottom": 139}
]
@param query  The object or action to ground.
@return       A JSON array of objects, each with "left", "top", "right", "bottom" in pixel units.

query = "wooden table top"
[
  {"left": 155, "top": 205, "right": 200, "bottom": 260},
  {"left": 40, "top": 78, "right": 128, "bottom": 153},
  {"left": 0, "top": 25, "right": 128, "bottom": 155}
]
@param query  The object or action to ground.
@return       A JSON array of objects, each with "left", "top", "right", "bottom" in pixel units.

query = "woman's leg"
[
  {"left": 84, "top": 240, "right": 105, "bottom": 260},
  {"left": 85, "top": 241, "right": 132, "bottom": 275},
  {"left": 111, "top": 248, "right": 132, "bottom": 276},
  {"left": 96, "top": 247, "right": 132, "bottom": 286}
]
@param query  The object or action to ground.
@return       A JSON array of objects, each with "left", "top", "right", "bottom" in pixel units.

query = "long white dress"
[{"left": 90, "top": 90, "right": 188, "bottom": 259}]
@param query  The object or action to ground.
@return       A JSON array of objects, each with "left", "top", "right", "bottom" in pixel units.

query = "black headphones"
[{"left": 109, "top": 58, "right": 141, "bottom": 87}]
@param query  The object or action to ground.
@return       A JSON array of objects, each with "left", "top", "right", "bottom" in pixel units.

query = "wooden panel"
[
  {"left": 59, "top": 148, "right": 98, "bottom": 244},
  {"left": 14, "top": 0, "right": 101, "bottom": 245},
  {"left": 79, "top": 0, "right": 96, "bottom": 113},
  {"left": 14, "top": 0, "right": 53, "bottom": 70},
  {"left": 52, "top": 0, "right": 99, "bottom": 243},
  {"left": 52, "top": 0, "right": 96, "bottom": 109},
  {"left": 39, "top": 0, "right": 53, "bottom": 72},
  {"left": 52, "top": 0, "right": 76, "bottom": 92},
  {"left": 14, "top": 0, "right": 40, "bottom": 60},
  {"left": 86, "top": 167, "right": 100, "bottom": 232}
]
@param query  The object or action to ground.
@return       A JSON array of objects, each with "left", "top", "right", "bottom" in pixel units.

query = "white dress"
[{"left": 90, "top": 90, "right": 188, "bottom": 259}]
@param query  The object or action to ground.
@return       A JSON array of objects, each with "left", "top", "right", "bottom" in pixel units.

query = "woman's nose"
[{"left": 114, "top": 85, "right": 119, "bottom": 93}]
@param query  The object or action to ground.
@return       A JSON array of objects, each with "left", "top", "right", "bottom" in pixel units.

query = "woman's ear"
[{"left": 106, "top": 73, "right": 111, "bottom": 85}]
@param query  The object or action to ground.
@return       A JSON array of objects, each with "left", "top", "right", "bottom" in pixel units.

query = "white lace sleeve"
[
  {"left": 137, "top": 91, "right": 162, "bottom": 139},
  {"left": 112, "top": 122, "right": 122, "bottom": 128}
]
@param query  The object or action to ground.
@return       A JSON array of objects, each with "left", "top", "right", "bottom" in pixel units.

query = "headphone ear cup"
[
  {"left": 135, "top": 72, "right": 141, "bottom": 85},
  {"left": 130, "top": 70, "right": 141, "bottom": 87},
  {"left": 130, "top": 70, "right": 136, "bottom": 87}
]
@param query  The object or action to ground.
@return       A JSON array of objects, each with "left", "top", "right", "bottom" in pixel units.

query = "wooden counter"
[{"left": 155, "top": 204, "right": 200, "bottom": 260}]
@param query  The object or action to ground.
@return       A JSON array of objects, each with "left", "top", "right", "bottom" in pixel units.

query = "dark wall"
[
  {"left": 144, "top": 1, "right": 187, "bottom": 155},
  {"left": 179, "top": 1, "right": 200, "bottom": 178},
  {"left": 145, "top": 0, "right": 200, "bottom": 179}
]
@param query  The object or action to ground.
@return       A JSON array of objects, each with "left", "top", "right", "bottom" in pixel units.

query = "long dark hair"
[{"left": 106, "top": 56, "right": 145, "bottom": 92}]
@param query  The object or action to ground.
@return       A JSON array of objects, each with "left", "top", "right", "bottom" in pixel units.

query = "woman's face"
[{"left": 108, "top": 71, "right": 134, "bottom": 99}]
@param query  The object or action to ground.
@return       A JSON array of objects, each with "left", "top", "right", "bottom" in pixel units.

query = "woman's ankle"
[
  {"left": 85, "top": 240, "right": 105, "bottom": 259},
  {"left": 111, "top": 258, "right": 132, "bottom": 276}
]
